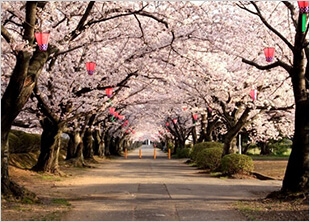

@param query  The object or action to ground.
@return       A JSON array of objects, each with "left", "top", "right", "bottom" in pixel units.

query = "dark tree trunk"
[
  {"left": 242, "top": 143, "right": 250, "bottom": 154},
  {"left": 192, "top": 125, "right": 197, "bottom": 145},
  {"left": 198, "top": 114, "right": 207, "bottom": 143},
  {"left": 205, "top": 128, "right": 213, "bottom": 142},
  {"left": 223, "top": 107, "right": 251, "bottom": 155},
  {"left": 65, "top": 129, "right": 86, "bottom": 167},
  {"left": 173, "top": 138, "right": 178, "bottom": 154},
  {"left": 32, "top": 118, "right": 62, "bottom": 173},
  {"left": 104, "top": 134, "right": 111, "bottom": 156},
  {"left": 93, "top": 130, "right": 100, "bottom": 155},
  {"left": 259, "top": 141, "right": 272, "bottom": 155},
  {"left": 282, "top": 98, "right": 309, "bottom": 192},
  {"left": 282, "top": 22, "right": 309, "bottom": 192},
  {"left": 66, "top": 133, "right": 76, "bottom": 160},
  {"left": 83, "top": 128, "right": 94, "bottom": 159},
  {"left": 179, "top": 140, "right": 185, "bottom": 150}
]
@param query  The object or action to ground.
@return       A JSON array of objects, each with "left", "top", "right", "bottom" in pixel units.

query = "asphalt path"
[{"left": 59, "top": 145, "right": 281, "bottom": 221}]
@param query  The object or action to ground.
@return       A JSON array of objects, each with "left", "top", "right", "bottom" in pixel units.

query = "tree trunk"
[
  {"left": 242, "top": 143, "right": 250, "bottom": 154},
  {"left": 83, "top": 128, "right": 94, "bottom": 159},
  {"left": 282, "top": 23, "right": 309, "bottom": 193},
  {"left": 282, "top": 98, "right": 309, "bottom": 192},
  {"left": 93, "top": 130, "right": 100, "bottom": 155},
  {"left": 104, "top": 134, "right": 111, "bottom": 156},
  {"left": 179, "top": 140, "right": 185, "bottom": 150},
  {"left": 223, "top": 107, "right": 251, "bottom": 155},
  {"left": 192, "top": 125, "right": 197, "bottom": 145},
  {"left": 259, "top": 141, "right": 272, "bottom": 155},
  {"left": 32, "top": 118, "right": 62, "bottom": 173},
  {"left": 66, "top": 133, "right": 76, "bottom": 160},
  {"left": 198, "top": 114, "right": 207, "bottom": 143},
  {"left": 173, "top": 138, "right": 178, "bottom": 154},
  {"left": 205, "top": 128, "right": 213, "bottom": 142}
]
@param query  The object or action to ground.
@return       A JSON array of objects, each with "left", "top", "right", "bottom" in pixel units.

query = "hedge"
[
  {"left": 196, "top": 147, "right": 223, "bottom": 170},
  {"left": 221, "top": 154, "right": 254, "bottom": 175}
]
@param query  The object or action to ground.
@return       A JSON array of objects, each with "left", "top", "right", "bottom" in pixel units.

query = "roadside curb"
[{"left": 251, "top": 171, "right": 276, "bottom": 180}]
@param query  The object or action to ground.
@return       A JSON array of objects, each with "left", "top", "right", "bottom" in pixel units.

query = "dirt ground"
[
  {"left": 1, "top": 147, "right": 308, "bottom": 221},
  {"left": 253, "top": 160, "right": 288, "bottom": 180},
  {"left": 236, "top": 197, "right": 309, "bottom": 221}
]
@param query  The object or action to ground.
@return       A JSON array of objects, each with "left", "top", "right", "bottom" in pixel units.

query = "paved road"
[{"left": 59, "top": 145, "right": 281, "bottom": 221}]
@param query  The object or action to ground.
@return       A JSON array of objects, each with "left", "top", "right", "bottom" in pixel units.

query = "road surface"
[{"left": 58, "top": 145, "right": 281, "bottom": 221}]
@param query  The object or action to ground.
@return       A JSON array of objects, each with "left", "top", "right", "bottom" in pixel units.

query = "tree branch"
[
  {"left": 23, "top": 2, "right": 37, "bottom": 44},
  {"left": 70, "top": 1, "right": 95, "bottom": 41},
  {"left": 33, "top": 85, "right": 59, "bottom": 124},
  {"left": 242, "top": 58, "right": 292, "bottom": 74},
  {"left": 248, "top": 1, "right": 294, "bottom": 51},
  {"left": 74, "top": 70, "right": 138, "bottom": 97},
  {"left": 1, "top": 25, "right": 13, "bottom": 43},
  {"left": 282, "top": 1, "right": 298, "bottom": 28}
]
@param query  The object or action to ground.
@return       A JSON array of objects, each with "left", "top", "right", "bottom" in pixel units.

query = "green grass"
[
  {"left": 247, "top": 154, "right": 289, "bottom": 160},
  {"left": 235, "top": 201, "right": 263, "bottom": 221},
  {"left": 246, "top": 148, "right": 291, "bottom": 156},
  {"left": 31, "top": 210, "right": 65, "bottom": 221},
  {"left": 21, "top": 197, "right": 37, "bottom": 204},
  {"left": 12, "top": 205, "right": 32, "bottom": 211},
  {"left": 52, "top": 198, "right": 71, "bottom": 206},
  {"left": 36, "top": 175, "right": 61, "bottom": 181}
]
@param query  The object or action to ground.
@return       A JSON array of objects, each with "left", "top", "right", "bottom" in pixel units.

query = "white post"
[{"left": 238, "top": 134, "right": 242, "bottom": 154}]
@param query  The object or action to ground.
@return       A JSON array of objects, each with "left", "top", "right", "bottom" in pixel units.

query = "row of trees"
[{"left": 1, "top": 1, "right": 308, "bottom": 197}]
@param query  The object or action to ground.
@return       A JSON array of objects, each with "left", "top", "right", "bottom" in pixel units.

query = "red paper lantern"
[
  {"left": 109, "top": 107, "right": 115, "bottom": 115},
  {"left": 132, "top": 130, "right": 135, "bottom": 134},
  {"left": 193, "top": 114, "right": 198, "bottom": 121},
  {"left": 125, "top": 130, "right": 129, "bottom": 133},
  {"left": 35, "top": 32, "right": 50, "bottom": 51},
  {"left": 250, "top": 89, "right": 258, "bottom": 101},
  {"left": 166, "top": 122, "right": 169, "bottom": 126},
  {"left": 173, "top": 119, "right": 177, "bottom": 124},
  {"left": 114, "top": 112, "right": 119, "bottom": 118},
  {"left": 264, "top": 47, "right": 275, "bottom": 62},
  {"left": 85, "top": 62, "right": 96, "bottom": 75},
  {"left": 105, "top": 88, "right": 113, "bottom": 98},
  {"left": 118, "top": 115, "right": 125, "bottom": 120},
  {"left": 122, "top": 120, "right": 129, "bottom": 127},
  {"left": 298, "top": 1, "right": 309, "bottom": 13}
]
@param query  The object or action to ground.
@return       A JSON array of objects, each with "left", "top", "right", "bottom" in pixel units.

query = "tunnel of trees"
[{"left": 1, "top": 1, "right": 308, "bottom": 197}]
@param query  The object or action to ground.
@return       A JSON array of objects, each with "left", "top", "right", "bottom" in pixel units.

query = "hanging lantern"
[
  {"left": 114, "top": 112, "right": 119, "bottom": 118},
  {"left": 132, "top": 130, "right": 136, "bottom": 134},
  {"left": 35, "top": 32, "right": 50, "bottom": 51},
  {"left": 85, "top": 62, "right": 96, "bottom": 75},
  {"left": 264, "top": 47, "right": 275, "bottom": 62},
  {"left": 193, "top": 114, "right": 198, "bottom": 121},
  {"left": 173, "top": 119, "right": 177, "bottom": 124},
  {"left": 118, "top": 115, "right": 125, "bottom": 120},
  {"left": 109, "top": 107, "right": 115, "bottom": 115},
  {"left": 250, "top": 89, "right": 258, "bottom": 101},
  {"left": 298, "top": 1, "right": 309, "bottom": 32},
  {"left": 125, "top": 130, "right": 129, "bottom": 134},
  {"left": 298, "top": 1, "right": 309, "bottom": 13},
  {"left": 105, "top": 88, "right": 113, "bottom": 98},
  {"left": 166, "top": 122, "right": 169, "bottom": 126},
  {"left": 122, "top": 120, "right": 129, "bottom": 127}
]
